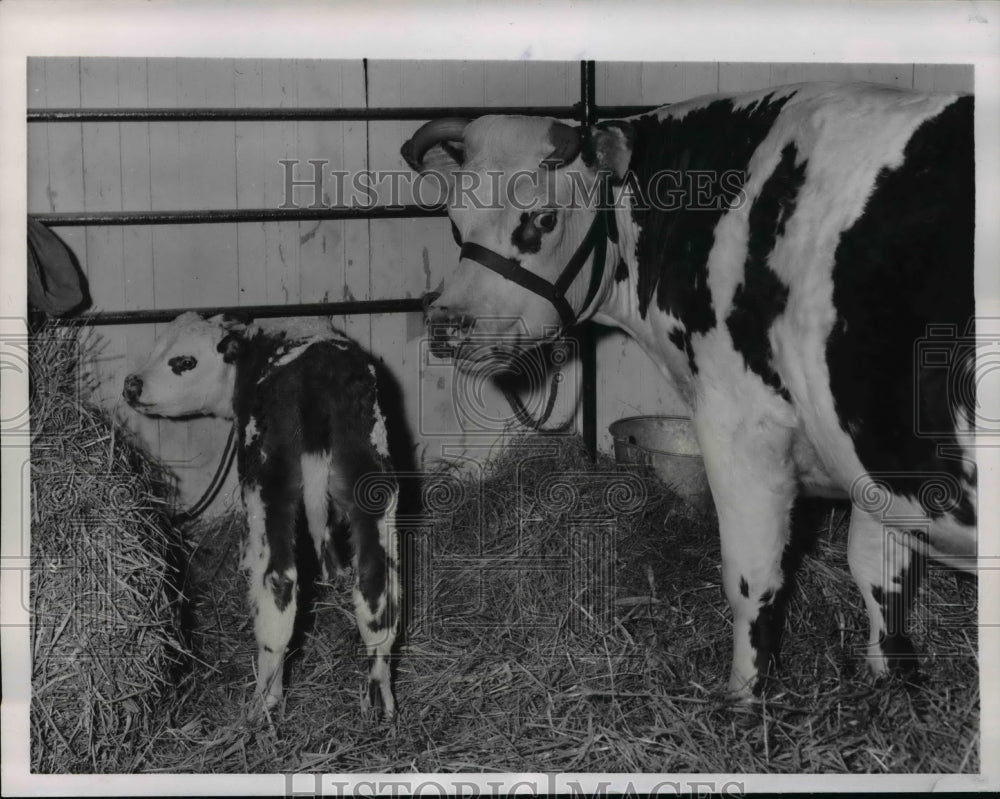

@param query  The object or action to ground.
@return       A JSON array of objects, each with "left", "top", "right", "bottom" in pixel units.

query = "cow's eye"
[
  {"left": 535, "top": 211, "right": 557, "bottom": 232},
  {"left": 169, "top": 355, "right": 198, "bottom": 375}
]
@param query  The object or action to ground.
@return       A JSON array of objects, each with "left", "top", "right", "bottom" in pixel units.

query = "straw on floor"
[{"left": 139, "top": 434, "right": 977, "bottom": 774}]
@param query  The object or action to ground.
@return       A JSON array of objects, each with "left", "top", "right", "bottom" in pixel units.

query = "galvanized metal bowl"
[{"left": 609, "top": 415, "right": 712, "bottom": 510}]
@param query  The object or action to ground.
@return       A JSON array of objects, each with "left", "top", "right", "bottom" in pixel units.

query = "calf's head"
[
  {"left": 123, "top": 312, "right": 244, "bottom": 419},
  {"left": 403, "top": 115, "right": 631, "bottom": 366}
]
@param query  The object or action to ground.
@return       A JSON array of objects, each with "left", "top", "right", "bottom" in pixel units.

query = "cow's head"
[
  {"left": 123, "top": 312, "right": 244, "bottom": 419},
  {"left": 403, "top": 115, "right": 632, "bottom": 366}
]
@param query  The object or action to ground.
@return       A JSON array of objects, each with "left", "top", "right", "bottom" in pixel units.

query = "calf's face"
[{"left": 123, "top": 312, "right": 242, "bottom": 419}]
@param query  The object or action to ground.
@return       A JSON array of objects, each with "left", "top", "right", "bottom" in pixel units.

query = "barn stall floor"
[{"left": 143, "top": 435, "right": 978, "bottom": 774}]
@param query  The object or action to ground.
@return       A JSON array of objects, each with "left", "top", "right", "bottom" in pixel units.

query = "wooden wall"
[{"left": 26, "top": 59, "right": 972, "bottom": 514}]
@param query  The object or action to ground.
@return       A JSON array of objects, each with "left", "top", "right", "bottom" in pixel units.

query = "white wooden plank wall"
[{"left": 27, "top": 60, "right": 972, "bottom": 514}]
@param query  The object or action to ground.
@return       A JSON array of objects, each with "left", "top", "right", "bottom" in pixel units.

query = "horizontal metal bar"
[
  {"left": 52, "top": 298, "right": 426, "bottom": 327},
  {"left": 28, "top": 105, "right": 580, "bottom": 123},
  {"left": 32, "top": 205, "right": 447, "bottom": 227},
  {"left": 28, "top": 103, "right": 657, "bottom": 124}
]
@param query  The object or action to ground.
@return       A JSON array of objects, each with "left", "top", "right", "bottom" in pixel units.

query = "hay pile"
[
  {"left": 135, "top": 435, "right": 978, "bottom": 774},
  {"left": 29, "top": 323, "right": 185, "bottom": 773}
]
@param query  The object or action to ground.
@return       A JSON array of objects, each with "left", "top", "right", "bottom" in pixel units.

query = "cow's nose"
[
  {"left": 426, "top": 305, "right": 474, "bottom": 358},
  {"left": 426, "top": 306, "right": 472, "bottom": 334},
  {"left": 123, "top": 374, "right": 143, "bottom": 405}
]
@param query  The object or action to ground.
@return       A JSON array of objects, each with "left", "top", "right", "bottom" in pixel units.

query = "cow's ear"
[
  {"left": 406, "top": 141, "right": 465, "bottom": 177},
  {"left": 217, "top": 331, "right": 243, "bottom": 364},
  {"left": 583, "top": 121, "right": 633, "bottom": 182}
]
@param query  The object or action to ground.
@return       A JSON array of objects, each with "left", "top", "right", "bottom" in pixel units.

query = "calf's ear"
[
  {"left": 217, "top": 332, "right": 243, "bottom": 364},
  {"left": 582, "top": 120, "right": 633, "bottom": 182},
  {"left": 207, "top": 312, "right": 249, "bottom": 331}
]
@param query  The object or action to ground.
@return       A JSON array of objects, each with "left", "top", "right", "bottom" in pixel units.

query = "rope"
[
  {"left": 497, "top": 363, "right": 574, "bottom": 433},
  {"left": 172, "top": 422, "right": 238, "bottom": 523}
]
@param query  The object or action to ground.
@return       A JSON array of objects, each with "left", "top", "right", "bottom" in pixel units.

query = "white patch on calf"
[
  {"left": 257, "top": 337, "right": 321, "bottom": 383},
  {"left": 355, "top": 487, "right": 399, "bottom": 717},
  {"left": 244, "top": 416, "right": 260, "bottom": 445},
  {"left": 242, "top": 485, "right": 297, "bottom": 708},
  {"left": 301, "top": 452, "right": 334, "bottom": 575},
  {"left": 368, "top": 363, "right": 391, "bottom": 459}
]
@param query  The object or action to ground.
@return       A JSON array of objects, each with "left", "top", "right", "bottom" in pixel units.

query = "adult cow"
[{"left": 402, "top": 82, "right": 976, "bottom": 696}]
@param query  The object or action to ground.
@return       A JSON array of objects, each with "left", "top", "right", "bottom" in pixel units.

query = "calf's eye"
[{"left": 169, "top": 355, "right": 198, "bottom": 375}]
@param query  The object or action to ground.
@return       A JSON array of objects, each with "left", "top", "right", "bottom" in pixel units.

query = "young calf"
[{"left": 123, "top": 312, "right": 399, "bottom": 716}]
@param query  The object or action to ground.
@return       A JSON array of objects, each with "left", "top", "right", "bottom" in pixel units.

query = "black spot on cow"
[
  {"left": 268, "top": 569, "right": 296, "bottom": 613},
  {"left": 627, "top": 92, "right": 795, "bottom": 346},
  {"left": 746, "top": 495, "right": 827, "bottom": 690},
  {"left": 826, "top": 96, "right": 975, "bottom": 523},
  {"left": 512, "top": 212, "right": 544, "bottom": 254},
  {"left": 748, "top": 598, "right": 782, "bottom": 691},
  {"left": 739, "top": 576, "right": 749, "bottom": 598},
  {"left": 872, "top": 551, "right": 924, "bottom": 682},
  {"left": 668, "top": 327, "right": 686, "bottom": 354},
  {"left": 614, "top": 257, "right": 629, "bottom": 283},
  {"left": 870, "top": 584, "right": 884, "bottom": 606},
  {"left": 168, "top": 355, "right": 197, "bottom": 375},
  {"left": 726, "top": 142, "right": 806, "bottom": 402}
]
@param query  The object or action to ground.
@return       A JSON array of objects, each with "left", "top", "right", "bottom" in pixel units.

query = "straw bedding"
[
  {"left": 149, "top": 436, "right": 977, "bottom": 774},
  {"left": 29, "top": 324, "right": 185, "bottom": 773},
  {"left": 25, "top": 326, "right": 979, "bottom": 772}
]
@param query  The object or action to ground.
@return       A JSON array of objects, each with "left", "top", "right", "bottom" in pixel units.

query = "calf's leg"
[
  {"left": 242, "top": 483, "right": 299, "bottom": 709},
  {"left": 339, "top": 476, "right": 400, "bottom": 718}
]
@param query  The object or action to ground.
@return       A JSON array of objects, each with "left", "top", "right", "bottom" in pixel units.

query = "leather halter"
[{"left": 459, "top": 205, "right": 618, "bottom": 330}]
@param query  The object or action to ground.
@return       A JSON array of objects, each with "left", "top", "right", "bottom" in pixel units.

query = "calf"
[{"left": 124, "top": 313, "right": 399, "bottom": 715}]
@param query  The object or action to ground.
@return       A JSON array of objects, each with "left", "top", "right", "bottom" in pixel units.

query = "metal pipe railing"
[
  {"left": 579, "top": 61, "right": 600, "bottom": 460},
  {"left": 30, "top": 61, "right": 636, "bottom": 452},
  {"left": 59, "top": 298, "right": 426, "bottom": 327},
  {"left": 27, "top": 104, "right": 657, "bottom": 124},
  {"left": 32, "top": 206, "right": 446, "bottom": 227}
]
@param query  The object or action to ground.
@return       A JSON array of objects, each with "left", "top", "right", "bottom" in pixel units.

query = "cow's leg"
[
  {"left": 341, "top": 481, "right": 400, "bottom": 718},
  {"left": 242, "top": 483, "right": 298, "bottom": 710},
  {"left": 847, "top": 508, "right": 922, "bottom": 679},
  {"left": 693, "top": 395, "right": 797, "bottom": 697}
]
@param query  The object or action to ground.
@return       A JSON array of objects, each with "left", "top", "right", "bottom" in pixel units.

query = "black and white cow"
[
  {"left": 402, "top": 82, "right": 976, "bottom": 696},
  {"left": 124, "top": 313, "right": 399, "bottom": 715}
]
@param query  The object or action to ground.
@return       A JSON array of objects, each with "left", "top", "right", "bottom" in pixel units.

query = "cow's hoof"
[
  {"left": 248, "top": 689, "right": 281, "bottom": 720},
  {"left": 726, "top": 672, "right": 761, "bottom": 703}
]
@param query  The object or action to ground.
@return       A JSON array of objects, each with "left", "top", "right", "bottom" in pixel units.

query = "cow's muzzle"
[
  {"left": 425, "top": 307, "right": 474, "bottom": 359},
  {"left": 123, "top": 374, "right": 143, "bottom": 406}
]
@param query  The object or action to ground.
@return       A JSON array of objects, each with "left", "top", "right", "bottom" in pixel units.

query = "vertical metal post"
[{"left": 579, "top": 60, "right": 599, "bottom": 461}]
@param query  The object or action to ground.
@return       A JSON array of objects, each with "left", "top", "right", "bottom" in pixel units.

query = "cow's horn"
[
  {"left": 402, "top": 117, "right": 470, "bottom": 169},
  {"left": 540, "top": 121, "right": 582, "bottom": 169}
]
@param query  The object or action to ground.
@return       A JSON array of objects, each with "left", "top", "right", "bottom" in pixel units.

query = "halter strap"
[{"left": 458, "top": 205, "right": 616, "bottom": 331}]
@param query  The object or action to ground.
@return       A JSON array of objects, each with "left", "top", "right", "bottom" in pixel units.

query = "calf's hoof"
[{"left": 361, "top": 677, "right": 396, "bottom": 722}]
